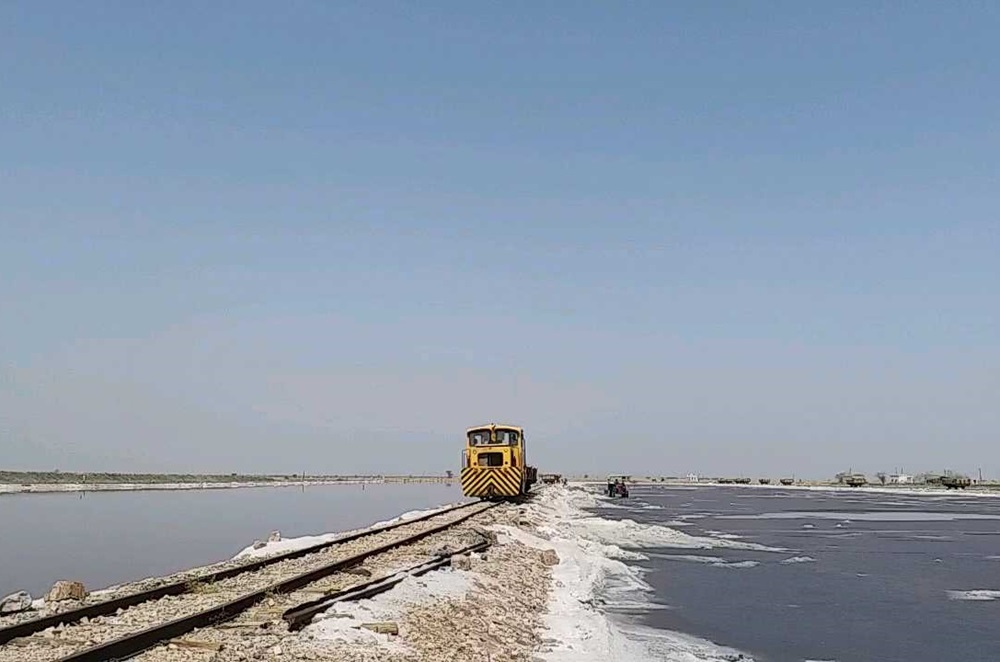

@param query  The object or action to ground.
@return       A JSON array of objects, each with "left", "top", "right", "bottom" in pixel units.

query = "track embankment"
[
  {"left": 131, "top": 501, "right": 553, "bottom": 662},
  {"left": 0, "top": 501, "right": 506, "bottom": 662}
]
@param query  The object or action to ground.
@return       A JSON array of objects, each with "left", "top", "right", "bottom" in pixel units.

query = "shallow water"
[
  {"left": 0, "top": 483, "right": 465, "bottom": 597},
  {"left": 601, "top": 486, "right": 1000, "bottom": 661}
]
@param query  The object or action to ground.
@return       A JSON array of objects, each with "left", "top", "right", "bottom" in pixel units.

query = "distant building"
[
  {"left": 685, "top": 473, "right": 699, "bottom": 482},
  {"left": 889, "top": 473, "right": 913, "bottom": 484}
]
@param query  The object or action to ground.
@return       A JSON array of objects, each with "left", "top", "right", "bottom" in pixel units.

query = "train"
[{"left": 460, "top": 423, "right": 537, "bottom": 499}]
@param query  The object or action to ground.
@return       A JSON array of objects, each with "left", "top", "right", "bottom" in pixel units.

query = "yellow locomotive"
[{"left": 460, "top": 423, "right": 537, "bottom": 499}]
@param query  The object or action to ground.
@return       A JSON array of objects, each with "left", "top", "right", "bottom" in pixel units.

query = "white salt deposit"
[
  {"left": 540, "top": 508, "right": 783, "bottom": 553},
  {"left": 780, "top": 556, "right": 816, "bottom": 565},
  {"left": 649, "top": 554, "right": 760, "bottom": 569},
  {"left": 369, "top": 504, "right": 465, "bottom": 528},
  {"left": 946, "top": 589, "right": 1000, "bottom": 601},
  {"left": 714, "top": 560, "right": 759, "bottom": 569},
  {"left": 723, "top": 511, "right": 1000, "bottom": 522},
  {"left": 232, "top": 502, "right": 461, "bottom": 559},
  {"left": 308, "top": 567, "right": 475, "bottom": 644},
  {"left": 522, "top": 486, "right": 757, "bottom": 661},
  {"left": 760, "top": 483, "right": 1000, "bottom": 499}
]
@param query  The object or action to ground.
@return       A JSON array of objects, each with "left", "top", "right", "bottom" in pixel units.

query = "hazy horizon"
[{"left": 2, "top": 3, "right": 998, "bottom": 479}]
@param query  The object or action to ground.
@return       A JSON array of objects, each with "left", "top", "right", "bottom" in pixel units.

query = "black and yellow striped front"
[{"left": 461, "top": 466, "right": 524, "bottom": 498}]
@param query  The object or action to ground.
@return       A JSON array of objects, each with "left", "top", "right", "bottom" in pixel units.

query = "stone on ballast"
[
  {"left": 344, "top": 566, "right": 372, "bottom": 577},
  {"left": 540, "top": 549, "right": 560, "bottom": 566},
  {"left": 473, "top": 527, "right": 499, "bottom": 544},
  {"left": 268, "top": 530, "right": 281, "bottom": 542},
  {"left": 252, "top": 540, "right": 266, "bottom": 549},
  {"left": 451, "top": 554, "right": 472, "bottom": 571},
  {"left": 0, "top": 591, "right": 34, "bottom": 614},
  {"left": 45, "top": 581, "right": 87, "bottom": 602}
]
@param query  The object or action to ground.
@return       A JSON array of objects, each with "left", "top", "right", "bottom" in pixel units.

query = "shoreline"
[
  {"left": 1, "top": 484, "right": 757, "bottom": 660},
  {"left": 575, "top": 479, "right": 1000, "bottom": 496},
  {"left": 0, "top": 476, "right": 452, "bottom": 496}
]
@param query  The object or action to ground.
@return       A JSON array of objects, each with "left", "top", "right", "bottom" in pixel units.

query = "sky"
[{"left": 1, "top": 2, "right": 998, "bottom": 478}]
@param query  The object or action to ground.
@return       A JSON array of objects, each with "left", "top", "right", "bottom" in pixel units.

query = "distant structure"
[
  {"left": 685, "top": 473, "right": 699, "bottom": 482},
  {"left": 835, "top": 470, "right": 868, "bottom": 487},
  {"left": 889, "top": 473, "right": 913, "bottom": 484}
]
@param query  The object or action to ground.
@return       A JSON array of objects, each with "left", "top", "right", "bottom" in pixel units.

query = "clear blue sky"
[{"left": 2, "top": 2, "right": 998, "bottom": 477}]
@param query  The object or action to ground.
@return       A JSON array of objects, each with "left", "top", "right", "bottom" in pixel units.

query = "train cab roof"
[{"left": 465, "top": 423, "right": 523, "bottom": 434}]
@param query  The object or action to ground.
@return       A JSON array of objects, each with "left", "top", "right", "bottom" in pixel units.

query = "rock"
[
  {"left": 252, "top": 540, "right": 266, "bottom": 550},
  {"left": 268, "top": 531, "right": 281, "bottom": 543},
  {"left": 344, "top": 566, "right": 372, "bottom": 577},
  {"left": 473, "top": 527, "right": 499, "bottom": 544},
  {"left": 540, "top": 549, "right": 560, "bottom": 566},
  {"left": 45, "top": 581, "right": 87, "bottom": 602},
  {"left": 429, "top": 546, "right": 453, "bottom": 557},
  {"left": 451, "top": 554, "right": 472, "bottom": 571},
  {"left": 0, "top": 591, "right": 33, "bottom": 614}
]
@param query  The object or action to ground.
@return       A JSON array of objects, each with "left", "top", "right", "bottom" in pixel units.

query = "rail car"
[{"left": 461, "top": 423, "right": 537, "bottom": 499}]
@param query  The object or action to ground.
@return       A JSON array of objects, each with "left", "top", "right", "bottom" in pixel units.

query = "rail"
[
  {"left": 282, "top": 537, "right": 491, "bottom": 629},
  {"left": 53, "top": 501, "right": 497, "bottom": 662},
  {"left": 0, "top": 499, "right": 482, "bottom": 646}
]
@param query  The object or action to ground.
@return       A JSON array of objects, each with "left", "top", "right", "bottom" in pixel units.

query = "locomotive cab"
[{"left": 461, "top": 423, "right": 535, "bottom": 498}]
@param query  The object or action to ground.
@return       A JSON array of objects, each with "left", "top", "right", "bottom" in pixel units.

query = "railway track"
[{"left": 0, "top": 501, "right": 497, "bottom": 662}]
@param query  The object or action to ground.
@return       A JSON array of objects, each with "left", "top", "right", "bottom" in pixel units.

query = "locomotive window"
[
  {"left": 478, "top": 452, "right": 504, "bottom": 467},
  {"left": 468, "top": 431, "right": 489, "bottom": 446},
  {"left": 496, "top": 430, "right": 520, "bottom": 445}
]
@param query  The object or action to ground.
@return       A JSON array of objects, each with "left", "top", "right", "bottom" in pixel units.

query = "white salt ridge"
[
  {"left": 544, "top": 513, "right": 784, "bottom": 553},
  {"left": 947, "top": 589, "right": 1000, "bottom": 601},
  {"left": 525, "top": 486, "right": 757, "bottom": 661},
  {"left": 725, "top": 511, "right": 1000, "bottom": 522},
  {"left": 369, "top": 503, "right": 466, "bottom": 527},
  {"left": 780, "top": 556, "right": 816, "bottom": 565},
  {"left": 567, "top": 489, "right": 630, "bottom": 510},
  {"left": 704, "top": 530, "right": 743, "bottom": 540},
  {"left": 542, "top": 486, "right": 786, "bottom": 553},
  {"left": 232, "top": 502, "right": 461, "bottom": 559},
  {"left": 755, "top": 483, "right": 1000, "bottom": 499},
  {"left": 651, "top": 554, "right": 760, "bottom": 569}
]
